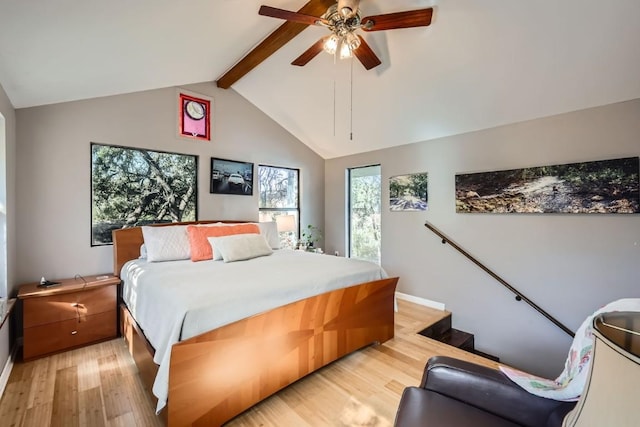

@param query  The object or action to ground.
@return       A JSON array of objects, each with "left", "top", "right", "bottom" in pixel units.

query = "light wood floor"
[{"left": 0, "top": 300, "right": 500, "bottom": 426}]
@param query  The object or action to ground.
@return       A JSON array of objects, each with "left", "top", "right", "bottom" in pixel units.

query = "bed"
[{"left": 113, "top": 221, "right": 398, "bottom": 426}]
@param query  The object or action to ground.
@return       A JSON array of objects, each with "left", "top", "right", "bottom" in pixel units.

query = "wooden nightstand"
[{"left": 18, "top": 274, "right": 120, "bottom": 360}]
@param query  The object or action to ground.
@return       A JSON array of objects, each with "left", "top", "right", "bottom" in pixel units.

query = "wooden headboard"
[{"left": 111, "top": 220, "right": 251, "bottom": 276}]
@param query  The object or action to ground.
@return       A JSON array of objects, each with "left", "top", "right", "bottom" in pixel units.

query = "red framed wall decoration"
[{"left": 178, "top": 91, "right": 211, "bottom": 141}]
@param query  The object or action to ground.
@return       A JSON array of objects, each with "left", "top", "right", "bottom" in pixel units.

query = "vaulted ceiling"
[{"left": 1, "top": 0, "right": 639, "bottom": 158}]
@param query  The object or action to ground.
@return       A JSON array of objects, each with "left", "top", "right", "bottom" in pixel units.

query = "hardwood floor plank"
[
  {"left": 0, "top": 300, "right": 504, "bottom": 426},
  {"left": 98, "top": 354, "right": 132, "bottom": 421},
  {"left": 229, "top": 395, "right": 311, "bottom": 427},
  {"left": 7, "top": 358, "right": 33, "bottom": 384},
  {"left": 26, "top": 358, "right": 51, "bottom": 409},
  {"left": 298, "top": 377, "right": 355, "bottom": 426},
  {"left": 51, "top": 366, "right": 79, "bottom": 427},
  {"left": 273, "top": 374, "right": 343, "bottom": 426},
  {"left": 337, "top": 395, "right": 393, "bottom": 427},
  {"left": 120, "top": 368, "right": 162, "bottom": 427},
  {"left": 107, "top": 411, "right": 137, "bottom": 427},
  {"left": 54, "top": 349, "right": 75, "bottom": 372},
  {"left": 78, "top": 358, "right": 100, "bottom": 392},
  {"left": 363, "top": 346, "right": 424, "bottom": 383},
  {"left": 317, "top": 354, "right": 405, "bottom": 424},
  {"left": 77, "top": 350, "right": 102, "bottom": 392},
  {"left": 22, "top": 402, "right": 52, "bottom": 427},
  {"left": 0, "top": 380, "right": 27, "bottom": 426},
  {"left": 78, "top": 387, "right": 106, "bottom": 427},
  {"left": 371, "top": 342, "right": 426, "bottom": 372},
  {"left": 384, "top": 379, "right": 406, "bottom": 395}
]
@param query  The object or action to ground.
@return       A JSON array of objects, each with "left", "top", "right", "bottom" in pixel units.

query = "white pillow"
[
  {"left": 211, "top": 240, "right": 224, "bottom": 261},
  {"left": 207, "top": 234, "right": 273, "bottom": 263},
  {"left": 204, "top": 223, "right": 259, "bottom": 261},
  {"left": 141, "top": 225, "right": 191, "bottom": 262},
  {"left": 139, "top": 244, "right": 147, "bottom": 259},
  {"left": 257, "top": 221, "right": 280, "bottom": 249}
]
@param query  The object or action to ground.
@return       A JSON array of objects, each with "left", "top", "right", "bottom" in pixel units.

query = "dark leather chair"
[{"left": 395, "top": 356, "right": 576, "bottom": 427}]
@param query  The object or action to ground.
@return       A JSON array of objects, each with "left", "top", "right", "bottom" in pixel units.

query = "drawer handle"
[
  {"left": 71, "top": 330, "right": 78, "bottom": 335},
  {"left": 71, "top": 303, "right": 79, "bottom": 308}
]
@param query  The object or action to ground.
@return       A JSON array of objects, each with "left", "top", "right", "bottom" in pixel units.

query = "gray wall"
[
  {"left": 325, "top": 99, "right": 640, "bottom": 378},
  {"left": 15, "top": 82, "right": 324, "bottom": 284},
  {"left": 0, "top": 81, "right": 16, "bottom": 379}
]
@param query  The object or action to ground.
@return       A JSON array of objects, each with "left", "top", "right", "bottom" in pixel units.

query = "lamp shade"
[
  {"left": 276, "top": 215, "right": 296, "bottom": 233},
  {"left": 562, "top": 311, "right": 640, "bottom": 426}
]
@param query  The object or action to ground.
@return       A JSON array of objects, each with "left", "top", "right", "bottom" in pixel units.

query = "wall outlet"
[{"left": 334, "top": 251, "right": 340, "bottom": 256}]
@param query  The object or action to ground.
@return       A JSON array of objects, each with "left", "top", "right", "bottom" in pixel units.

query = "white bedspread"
[{"left": 121, "top": 250, "right": 388, "bottom": 413}]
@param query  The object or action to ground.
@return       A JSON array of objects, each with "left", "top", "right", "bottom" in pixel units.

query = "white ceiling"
[{"left": 1, "top": 0, "right": 639, "bottom": 159}]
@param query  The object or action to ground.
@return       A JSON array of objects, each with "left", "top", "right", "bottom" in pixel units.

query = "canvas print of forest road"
[{"left": 455, "top": 157, "right": 639, "bottom": 214}]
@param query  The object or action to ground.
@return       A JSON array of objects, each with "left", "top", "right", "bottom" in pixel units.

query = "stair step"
[
  {"left": 442, "top": 328, "right": 475, "bottom": 352},
  {"left": 418, "top": 322, "right": 475, "bottom": 352},
  {"left": 473, "top": 349, "right": 500, "bottom": 362},
  {"left": 417, "top": 313, "right": 452, "bottom": 339},
  {"left": 417, "top": 312, "right": 501, "bottom": 362}
]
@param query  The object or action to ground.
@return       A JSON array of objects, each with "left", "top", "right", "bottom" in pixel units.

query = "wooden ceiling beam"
[{"left": 216, "top": 0, "right": 335, "bottom": 89}]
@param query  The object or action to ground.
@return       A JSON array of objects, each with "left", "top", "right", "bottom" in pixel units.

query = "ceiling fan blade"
[
  {"left": 217, "top": 0, "right": 335, "bottom": 89},
  {"left": 259, "top": 5, "right": 327, "bottom": 26},
  {"left": 353, "top": 35, "right": 382, "bottom": 70},
  {"left": 292, "top": 37, "right": 327, "bottom": 66},
  {"left": 361, "top": 8, "right": 433, "bottom": 32}
]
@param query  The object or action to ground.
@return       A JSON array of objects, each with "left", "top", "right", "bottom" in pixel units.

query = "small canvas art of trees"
[
  {"left": 91, "top": 143, "right": 198, "bottom": 245},
  {"left": 389, "top": 172, "right": 429, "bottom": 211}
]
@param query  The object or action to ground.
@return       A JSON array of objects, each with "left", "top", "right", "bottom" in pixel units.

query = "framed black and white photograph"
[
  {"left": 210, "top": 157, "right": 253, "bottom": 196},
  {"left": 91, "top": 143, "right": 198, "bottom": 246},
  {"left": 389, "top": 172, "right": 429, "bottom": 211},
  {"left": 455, "top": 157, "right": 639, "bottom": 214}
]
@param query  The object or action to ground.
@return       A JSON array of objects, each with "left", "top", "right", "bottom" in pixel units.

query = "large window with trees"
[
  {"left": 258, "top": 165, "right": 299, "bottom": 248},
  {"left": 91, "top": 143, "right": 198, "bottom": 245},
  {"left": 348, "top": 165, "right": 381, "bottom": 264}
]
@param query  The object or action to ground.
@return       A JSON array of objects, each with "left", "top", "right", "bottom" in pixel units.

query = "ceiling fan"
[
  {"left": 261, "top": 0, "right": 433, "bottom": 69},
  {"left": 216, "top": 0, "right": 433, "bottom": 89}
]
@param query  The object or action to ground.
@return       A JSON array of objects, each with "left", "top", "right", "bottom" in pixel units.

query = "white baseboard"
[
  {"left": 0, "top": 343, "right": 18, "bottom": 399},
  {"left": 396, "top": 292, "right": 446, "bottom": 311}
]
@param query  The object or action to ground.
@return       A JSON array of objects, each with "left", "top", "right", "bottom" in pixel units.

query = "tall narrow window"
[
  {"left": 0, "top": 113, "right": 6, "bottom": 299},
  {"left": 258, "top": 165, "right": 300, "bottom": 248},
  {"left": 348, "top": 165, "right": 381, "bottom": 263}
]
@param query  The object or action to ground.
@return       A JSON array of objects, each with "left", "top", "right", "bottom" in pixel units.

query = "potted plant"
[{"left": 301, "top": 224, "right": 322, "bottom": 250}]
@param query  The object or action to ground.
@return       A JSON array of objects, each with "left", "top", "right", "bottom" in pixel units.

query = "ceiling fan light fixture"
[
  {"left": 324, "top": 31, "right": 360, "bottom": 59},
  {"left": 339, "top": 41, "right": 352, "bottom": 59},
  {"left": 345, "top": 31, "right": 361, "bottom": 50},
  {"left": 324, "top": 34, "right": 340, "bottom": 55}
]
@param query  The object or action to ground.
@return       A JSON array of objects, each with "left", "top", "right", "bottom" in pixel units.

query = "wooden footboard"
[{"left": 120, "top": 276, "right": 397, "bottom": 427}]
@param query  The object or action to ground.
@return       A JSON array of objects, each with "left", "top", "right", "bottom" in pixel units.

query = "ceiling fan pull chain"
[
  {"left": 350, "top": 57, "right": 354, "bottom": 141},
  {"left": 333, "top": 77, "right": 336, "bottom": 137}
]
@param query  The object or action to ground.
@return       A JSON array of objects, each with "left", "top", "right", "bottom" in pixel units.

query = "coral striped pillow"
[{"left": 186, "top": 223, "right": 260, "bottom": 262}]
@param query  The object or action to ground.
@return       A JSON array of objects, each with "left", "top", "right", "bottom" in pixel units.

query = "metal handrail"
[{"left": 424, "top": 221, "right": 575, "bottom": 338}]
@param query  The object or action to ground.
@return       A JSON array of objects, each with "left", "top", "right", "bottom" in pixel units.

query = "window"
[
  {"left": 258, "top": 165, "right": 299, "bottom": 248},
  {"left": 0, "top": 113, "right": 5, "bottom": 299},
  {"left": 348, "top": 165, "right": 381, "bottom": 263}
]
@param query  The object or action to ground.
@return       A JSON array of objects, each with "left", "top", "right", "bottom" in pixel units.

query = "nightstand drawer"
[
  {"left": 23, "top": 285, "right": 116, "bottom": 328},
  {"left": 23, "top": 310, "right": 117, "bottom": 359}
]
